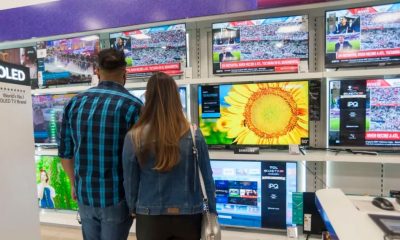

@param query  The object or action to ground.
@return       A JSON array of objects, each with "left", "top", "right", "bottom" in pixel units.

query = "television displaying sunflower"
[{"left": 199, "top": 81, "right": 309, "bottom": 145}]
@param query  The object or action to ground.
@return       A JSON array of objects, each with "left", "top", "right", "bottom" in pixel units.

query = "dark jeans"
[
  {"left": 136, "top": 214, "right": 202, "bottom": 240},
  {"left": 78, "top": 200, "right": 133, "bottom": 240}
]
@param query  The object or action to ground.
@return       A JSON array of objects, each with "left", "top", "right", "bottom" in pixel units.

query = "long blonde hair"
[{"left": 131, "top": 72, "right": 189, "bottom": 172}]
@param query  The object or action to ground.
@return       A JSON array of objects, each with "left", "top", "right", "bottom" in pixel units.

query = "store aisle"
[{"left": 40, "top": 225, "right": 137, "bottom": 240}]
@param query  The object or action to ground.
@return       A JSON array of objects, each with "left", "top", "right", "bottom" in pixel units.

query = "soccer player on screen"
[{"left": 335, "top": 36, "right": 352, "bottom": 52}]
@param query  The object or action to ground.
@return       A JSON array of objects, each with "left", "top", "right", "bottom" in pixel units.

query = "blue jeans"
[{"left": 78, "top": 200, "right": 133, "bottom": 240}]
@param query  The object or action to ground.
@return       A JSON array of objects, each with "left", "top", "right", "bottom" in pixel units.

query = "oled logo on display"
[
  {"left": 0, "top": 60, "right": 30, "bottom": 86},
  {"left": 0, "top": 66, "right": 26, "bottom": 82}
]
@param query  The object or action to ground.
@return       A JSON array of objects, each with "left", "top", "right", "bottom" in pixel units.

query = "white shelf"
[
  {"left": 209, "top": 149, "right": 400, "bottom": 164},
  {"left": 324, "top": 68, "right": 400, "bottom": 80}
]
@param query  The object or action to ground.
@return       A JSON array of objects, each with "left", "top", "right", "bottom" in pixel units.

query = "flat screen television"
[
  {"left": 32, "top": 93, "right": 76, "bottom": 146},
  {"left": 35, "top": 155, "right": 78, "bottom": 210},
  {"left": 198, "top": 81, "right": 309, "bottom": 147},
  {"left": 129, "top": 86, "right": 189, "bottom": 117},
  {"left": 212, "top": 15, "right": 309, "bottom": 74},
  {"left": 329, "top": 79, "right": 400, "bottom": 147},
  {"left": 325, "top": 3, "right": 400, "bottom": 68},
  {"left": 211, "top": 160, "right": 297, "bottom": 229},
  {"left": 110, "top": 24, "right": 187, "bottom": 77},
  {"left": 0, "top": 47, "right": 38, "bottom": 88},
  {"left": 36, "top": 35, "right": 100, "bottom": 87}
]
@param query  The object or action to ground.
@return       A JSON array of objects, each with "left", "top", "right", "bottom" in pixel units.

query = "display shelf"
[
  {"left": 324, "top": 68, "right": 400, "bottom": 80},
  {"left": 35, "top": 147, "right": 400, "bottom": 164},
  {"left": 209, "top": 149, "right": 400, "bottom": 164}
]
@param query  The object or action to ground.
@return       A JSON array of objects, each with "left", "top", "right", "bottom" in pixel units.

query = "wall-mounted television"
[
  {"left": 37, "top": 35, "right": 100, "bottom": 87},
  {"left": 211, "top": 160, "right": 297, "bottom": 229},
  {"left": 129, "top": 86, "right": 189, "bottom": 117},
  {"left": 0, "top": 47, "right": 38, "bottom": 88},
  {"left": 198, "top": 81, "right": 309, "bottom": 147},
  {"left": 32, "top": 93, "right": 76, "bottom": 146},
  {"left": 212, "top": 15, "right": 309, "bottom": 74},
  {"left": 35, "top": 155, "right": 78, "bottom": 210},
  {"left": 329, "top": 79, "right": 400, "bottom": 147},
  {"left": 110, "top": 24, "right": 187, "bottom": 77},
  {"left": 325, "top": 3, "right": 400, "bottom": 68}
]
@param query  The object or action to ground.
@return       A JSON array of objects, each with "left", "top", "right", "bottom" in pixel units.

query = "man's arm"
[{"left": 61, "top": 158, "right": 76, "bottom": 201}]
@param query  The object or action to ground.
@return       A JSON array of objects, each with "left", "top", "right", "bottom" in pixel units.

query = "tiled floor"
[{"left": 40, "top": 225, "right": 137, "bottom": 240}]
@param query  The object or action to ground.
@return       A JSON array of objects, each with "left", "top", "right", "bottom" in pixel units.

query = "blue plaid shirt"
[{"left": 58, "top": 81, "right": 142, "bottom": 208}]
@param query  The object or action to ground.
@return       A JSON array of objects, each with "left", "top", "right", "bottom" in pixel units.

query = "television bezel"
[
  {"left": 324, "top": 2, "right": 400, "bottom": 69},
  {"left": 198, "top": 80, "right": 311, "bottom": 149},
  {"left": 32, "top": 92, "right": 77, "bottom": 146},
  {"left": 109, "top": 23, "right": 188, "bottom": 75},
  {"left": 328, "top": 78, "right": 400, "bottom": 150},
  {"left": 35, "top": 154, "right": 78, "bottom": 212},
  {"left": 210, "top": 159, "right": 298, "bottom": 230},
  {"left": 211, "top": 14, "right": 310, "bottom": 75},
  {"left": 38, "top": 34, "right": 100, "bottom": 86}
]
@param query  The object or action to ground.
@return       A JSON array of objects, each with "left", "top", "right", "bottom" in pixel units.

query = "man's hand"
[{"left": 71, "top": 185, "right": 77, "bottom": 201}]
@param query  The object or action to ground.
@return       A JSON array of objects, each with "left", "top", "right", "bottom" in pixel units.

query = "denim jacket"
[{"left": 122, "top": 128, "right": 216, "bottom": 215}]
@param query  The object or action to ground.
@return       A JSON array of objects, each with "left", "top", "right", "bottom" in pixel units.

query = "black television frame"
[
  {"left": 210, "top": 159, "right": 298, "bottom": 230},
  {"left": 109, "top": 23, "right": 188, "bottom": 77},
  {"left": 324, "top": 2, "right": 400, "bottom": 69},
  {"left": 211, "top": 14, "right": 310, "bottom": 75},
  {"left": 198, "top": 80, "right": 311, "bottom": 149}
]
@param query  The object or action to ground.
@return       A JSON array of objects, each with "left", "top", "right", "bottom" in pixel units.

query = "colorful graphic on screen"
[
  {"left": 211, "top": 160, "right": 297, "bottom": 229},
  {"left": 110, "top": 24, "right": 187, "bottom": 77},
  {"left": 35, "top": 155, "right": 78, "bottom": 211},
  {"left": 129, "top": 87, "right": 188, "bottom": 116},
  {"left": 212, "top": 16, "right": 308, "bottom": 74},
  {"left": 37, "top": 35, "right": 100, "bottom": 86},
  {"left": 198, "top": 81, "right": 309, "bottom": 146},
  {"left": 329, "top": 79, "right": 400, "bottom": 147},
  {"left": 32, "top": 93, "right": 76, "bottom": 145},
  {"left": 0, "top": 47, "right": 38, "bottom": 87},
  {"left": 325, "top": 3, "right": 400, "bottom": 67}
]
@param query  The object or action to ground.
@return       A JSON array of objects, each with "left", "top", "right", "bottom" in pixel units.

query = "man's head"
[
  {"left": 221, "top": 46, "right": 226, "bottom": 53},
  {"left": 340, "top": 17, "right": 347, "bottom": 26},
  {"left": 338, "top": 36, "right": 345, "bottom": 44},
  {"left": 97, "top": 48, "right": 127, "bottom": 85}
]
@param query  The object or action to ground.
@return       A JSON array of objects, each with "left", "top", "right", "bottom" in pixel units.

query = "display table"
[{"left": 316, "top": 189, "right": 400, "bottom": 240}]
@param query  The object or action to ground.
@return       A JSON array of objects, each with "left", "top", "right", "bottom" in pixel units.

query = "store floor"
[{"left": 41, "top": 225, "right": 137, "bottom": 240}]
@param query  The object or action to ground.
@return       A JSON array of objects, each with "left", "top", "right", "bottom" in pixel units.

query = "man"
[
  {"left": 218, "top": 46, "right": 234, "bottom": 62},
  {"left": 335, "top": 36, "right": 352, "bottom": 52},
  {"left": 59, "top": 48, "right": 142, "bottom": 240},
  {"left": 336, "top": 17, "right": 349, "bottom": 34}
]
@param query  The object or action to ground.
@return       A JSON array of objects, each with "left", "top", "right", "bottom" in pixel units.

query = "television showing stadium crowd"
[{"left": 370, "top": 106, "right": 400, "bottom": 131}]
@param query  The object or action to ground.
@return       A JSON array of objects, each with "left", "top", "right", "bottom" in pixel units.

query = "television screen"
[
  {"left": 212, "top": 15, "right": 308, "bottom": 74},
  {"left": 329, "top": 79, "right": 400, "bottom": 147},
  {"left": 32, "top": 93, "right": 76, "bottom": 145},
  {"left": 129, "top": 87, "right": 188, "bottom": 115},
  {"left": 211, "top": 160, "right": 297, "bottom": 229},
  {"left": 325, "top": 3, "right": 400, "bottom": 68},
  {"left": 198, "top": 81, "right": 309, "bottom": 146},
  {"left": 0, "top": 47, "right": 38, "bottom": 87},
  {"left": 35, "top": 155, "right": 78, "bottom": 210},
  {"left": 110, "top": 24, "right": 187, "bottom": 77},
  {"left": 37, "top": 35, "right": 100, "bottom": 87}
]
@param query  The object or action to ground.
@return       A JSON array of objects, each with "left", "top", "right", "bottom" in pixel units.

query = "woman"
[
  {"left": 37, "top": 170, "right": 56, "bottom": 209},
  {"left": 123, "top": 72, "right": 216, "bottom": 240}
]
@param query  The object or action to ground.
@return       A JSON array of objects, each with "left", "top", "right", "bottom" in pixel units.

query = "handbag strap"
[{"left": 189, "top": 126, "right": 209, "bottom": 209}]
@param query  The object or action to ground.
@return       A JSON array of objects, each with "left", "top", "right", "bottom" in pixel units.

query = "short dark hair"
[{"left": 98, "top": 48, "right": 126, "bottom": 71}]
